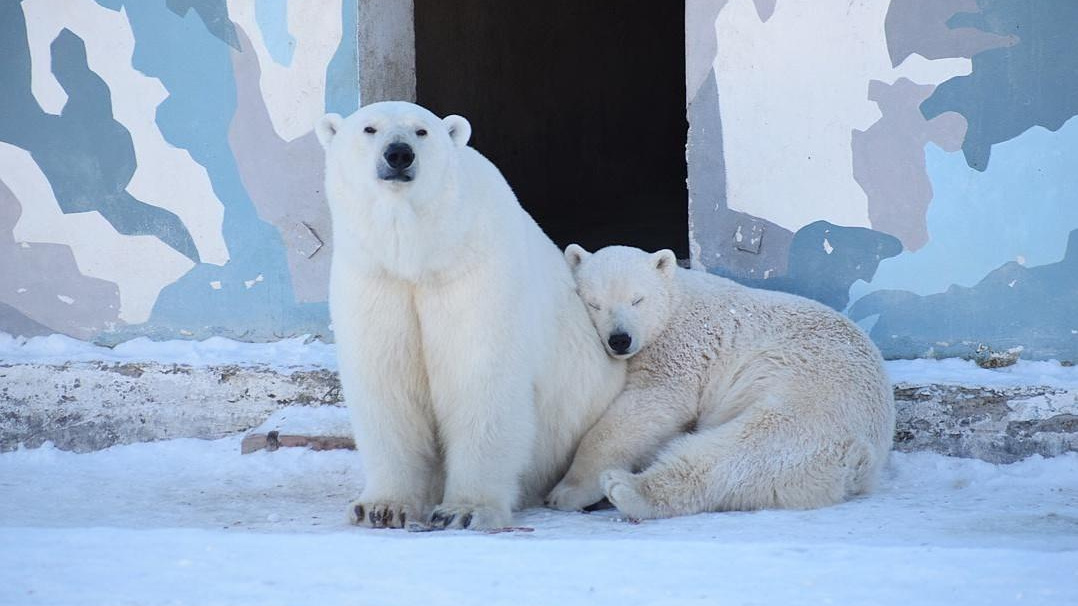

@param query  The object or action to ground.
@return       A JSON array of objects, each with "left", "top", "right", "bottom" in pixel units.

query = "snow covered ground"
[
  {"left": 1, "top": 433, "right": 1075, "bottom": 604},
  {"left": 2, "top": 334, "right": 1077, "bottom": 605}
]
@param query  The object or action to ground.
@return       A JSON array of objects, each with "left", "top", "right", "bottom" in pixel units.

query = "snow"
[
  {"left": 0, "top": 332, "right": 337, "bottom": 369},
  {"left": 1, "top": 436, "right": 1076, "bottom": 606},
  {"left": 886, "top": 357, "right": 1078, "bottom": 389},
  {"left": 2, "top": 334, "right": 1077, "bottom": 604},
  {"left": 4, "top": 331, "right": 1077, "bottom": 388}
]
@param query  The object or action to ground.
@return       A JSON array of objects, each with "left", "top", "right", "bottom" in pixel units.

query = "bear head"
[
  {"left": 316, "top": 101, "right": 472, "bottom": 207},
  {"left": 565, "top": 244, "right": 678, "bottom": 359}
]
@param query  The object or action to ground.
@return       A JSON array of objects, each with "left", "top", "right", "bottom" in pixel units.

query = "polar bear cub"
[
  {"left": 546, "top": 245, "right": 895, "bottom": 518},
  {"left": 317, "top": 102, "right": 625, "bottom": 530}
]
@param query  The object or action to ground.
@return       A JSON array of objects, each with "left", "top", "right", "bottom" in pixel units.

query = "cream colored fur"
[
  {"left": 317, "top": 102, "right": 625, "bottom": 530},
  {"left": 546, "top": 245, "right": 895, "bottom": 519}
]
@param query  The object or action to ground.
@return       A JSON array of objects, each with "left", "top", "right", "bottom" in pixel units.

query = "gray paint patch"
[
  {"left": 853, "top": 78, "right": 967, "bottom": 251},
  {"left": 731, "top": 221, "right": 903, "bottom": 311},
  {"left": 0, "top": 178, "right": 122, "bottom": 339},
  {"left": 0, "top": 10, "right": 199, "bottom": 262},
  {"left": 688, "top": 69, "right": 793, "bottom": 279},
  {"left": 0, "top": 302, "right": 52, "bottom": 338},
  {"left": 884, "top": 0, "right": 1014, "bottom": 67},
  {"left": 229, "top": 27, "right": 332, "bottom": 304},
  {"left": 920, "top": 0, "right": 1078, "bottom": 171},
  {"left": 850, "top": 229, "right": 1078, "bottom": 361}
]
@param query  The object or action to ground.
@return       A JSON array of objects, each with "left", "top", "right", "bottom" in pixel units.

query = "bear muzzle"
[
  {"left": 379, "top": 142, "right": 416, "bottom": 182},
  {"left": 607, "top": 332, "right": 634, "bottom": 357}
]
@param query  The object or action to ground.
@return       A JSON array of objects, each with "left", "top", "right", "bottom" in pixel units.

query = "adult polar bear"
[
  {"left": 546, "top": 245, "right": 895, "bottom": 518},
  {"left": 316, "top": 102, "right": 625, "bottom": 530}
]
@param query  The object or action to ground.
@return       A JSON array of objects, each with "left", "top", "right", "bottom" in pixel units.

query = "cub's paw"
[
  {"left": 348, "top": 500, "right": 417, "bottom": 529},
  {"left": 544, "top": 479, "right": 603, "bottom": 512},
  {"left": 600, "top": 470, "right": 651, "bottom": 519},
  {"left": 428, "top": 503, "right": 510, "bottom": 531}
]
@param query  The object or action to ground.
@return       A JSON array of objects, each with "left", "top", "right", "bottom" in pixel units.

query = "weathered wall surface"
[
  {"left": 687, "top": 0, "right": 1078, "bottom": 361},
  {"left": 0, "top": 0, "right": 361, "bottom": 343}
]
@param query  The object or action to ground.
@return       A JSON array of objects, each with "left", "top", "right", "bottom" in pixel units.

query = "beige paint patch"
[
  {"left": 713, "top": 0, "right": 971, "bottom": 233},
  {"left": 21, "top": 0, "right": 230, "bottom": 267},
  {"left": 1, "top": 142, "right": 194, "bottom": 324},
  {"left": 226, "top": 0, "right": 343, "bottom": 142}
]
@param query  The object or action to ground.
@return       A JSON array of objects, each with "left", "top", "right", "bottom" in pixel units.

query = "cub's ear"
[
  {"left": 316, "top": 113, "right": 343, "bottom": 150},
  {"left": 652, "top": 249, "right": 677, "bottom": 279},
  {"left": 443, "top": 115, "right": 472, "bottom": 147},
  {"left": 564, "top": 243, "right": 591, "bottom": 271}
]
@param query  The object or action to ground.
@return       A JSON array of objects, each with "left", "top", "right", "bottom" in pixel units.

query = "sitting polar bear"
[
  {"left": 545, "top": 245, "right": 895, "bottom": 519},
  {"left": 316, "top": 102, "right": 625, "bottom": 530}
]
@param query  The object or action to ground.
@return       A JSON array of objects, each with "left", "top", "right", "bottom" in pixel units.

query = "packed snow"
[
  {"left": 1, "top": 436, "right": 1075, "bottom": 605},
  {"left": 2, "top": 334, "right": 1077, "bottom": 605},
  {"left": 4, "top": 331, "right": 1077, "bottom": 388}
]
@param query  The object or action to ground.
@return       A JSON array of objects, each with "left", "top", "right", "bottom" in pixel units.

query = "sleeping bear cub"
[{"left": 545, "top": 245, "right": 895, "bottom": 519}]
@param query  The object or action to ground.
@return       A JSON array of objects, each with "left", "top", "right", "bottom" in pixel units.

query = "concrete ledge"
[
  {"left": 2, "top": 361, "right": 1076, "bottom": 463},
  {"left": 1, "top": 362, "right": 340, "bottom": 453},
  {"left": 892, "top": 382, "right": 1078, "bottom": 463}
]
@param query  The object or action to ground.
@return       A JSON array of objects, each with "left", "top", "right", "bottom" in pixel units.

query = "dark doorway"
[{"left": 415, "top": 1, "right": 688, "bottom": 258}]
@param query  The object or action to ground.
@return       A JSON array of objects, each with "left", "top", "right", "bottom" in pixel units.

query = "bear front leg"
[
  {"left": 346, "top": 396, "right": 441, "bottom": 529},
  {"left": 426, "top": 377, "right": 536, "bottom": 530},
  {"left": 335, "top": 278, "right": 441, "bottom": 529},
  {"left": 545, "top": 384, "right": 694, "bottom": 511}
]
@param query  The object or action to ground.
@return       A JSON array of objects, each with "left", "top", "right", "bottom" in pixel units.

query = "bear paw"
[
  {"left": 428, "top": 503, "right": 510, "bottom": 531},
  {"left": 600, "top": 469, "right": 652, "bottom": 520},
  {"left": 348, "top": 500, "right": 417, "bottom": 529},
  {"left": 544, "top": 479, "right": 604, "bottom": 511}
]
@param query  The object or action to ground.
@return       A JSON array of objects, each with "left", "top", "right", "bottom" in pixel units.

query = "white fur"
[
  {"left": 319, "top": 102, "right": 625, "bottom": 530},
  {"left": 547, "top": 245, "right": 895, "bottom": 518}
]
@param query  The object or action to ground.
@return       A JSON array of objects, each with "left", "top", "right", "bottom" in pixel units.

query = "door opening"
[{"left": 415, "top": 1, "right": 689, "bottom": 257}]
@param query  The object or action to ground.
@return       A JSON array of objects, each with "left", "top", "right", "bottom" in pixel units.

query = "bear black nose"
[
  {"left": 384, "top": 142, "right": 415, "bottom": 170},
  {"left": 608, "top": 332, "right": 632, "bottom": 354}
]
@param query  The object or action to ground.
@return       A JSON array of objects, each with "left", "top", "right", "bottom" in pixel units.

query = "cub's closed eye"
[
  {"left": 363, "top": 126, "right": 377, "bottom": 134},
  {"left": 416, "top": 128, "right": 428, "bottom": 137},
  {"left": 632, "top": 297, "right": 645, "bottom": 306},
  {"left": 587, "top": 302, "right": 601, "bottom": 311}
]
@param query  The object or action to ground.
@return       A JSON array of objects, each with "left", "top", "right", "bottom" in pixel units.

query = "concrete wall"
[
  {"left": 687, "top": 0, "right": 1078, "bottom": 361},
  {"left": 0, "top": 0, "right": 365, "bottom": 343}
]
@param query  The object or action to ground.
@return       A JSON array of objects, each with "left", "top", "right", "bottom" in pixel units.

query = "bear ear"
[
  {"left": 652, "top": 249, "right": 677, "bottom": 278},
  {"left": 564, "top": 243, "right": 591, "bottom": 271},
  {"left": 443, "top": 115, "right": 472, "bottom": 147},
  {"left": 316, "top": 113, "right": 343, "bottom": 150}
]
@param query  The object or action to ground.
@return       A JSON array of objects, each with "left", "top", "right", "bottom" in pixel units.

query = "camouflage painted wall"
[
  {"left": 0, "top": 0, "right": 359, "bottom": 343},
  {"left": 687, "top": 0, "right": 1078, "bottom": 361}
]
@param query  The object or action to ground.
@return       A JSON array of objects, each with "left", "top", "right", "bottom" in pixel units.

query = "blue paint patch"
[
  {"left": 93, "top": 0, "right": 329, "bottom": 341},
  {"left": 0, "top": 6, "right": 199, "bottom": 263},
  {"left": 714, "top": 221, "right": 902, "bottom": 311},
  {"left": 255, "top": 0, "right": 294, "bottom": 67},
  {"left": 921, "top": 0, "right": 1078, "bottom": 170},
  {"left": 850, "top": 117, "right": 1078, "bottom": 300},
  {"left": 325, "top": 0, "right": 359, "bottom": 114},
  {"left": 850, "top": 229, "right": 1078, "bottom": 361},
  {"left": 165, "top": 0, "right": 239, "bottom": 50}
]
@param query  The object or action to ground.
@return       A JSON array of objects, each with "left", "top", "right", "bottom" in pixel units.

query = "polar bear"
[
  {"left": 545, "top": 245, "right": 895, "bottom": 518},
  {"left": 316, "top": 102, "right": 625, "bottom": 530}
]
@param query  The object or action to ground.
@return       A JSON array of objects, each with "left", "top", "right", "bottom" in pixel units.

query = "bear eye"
[
  {"left": 587, "top": 302, "right": 601, "bottom": 311},
  {"left": 363, "top": 126, "right": 377, "bottom": 134},
  {"left": 632, "top": 297, "right": 645, "bottom": 306},
  {"left": 416, "top": 128, "right": 428, "bottom": 137}
]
